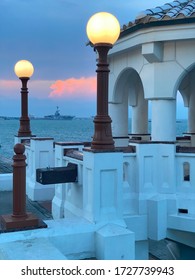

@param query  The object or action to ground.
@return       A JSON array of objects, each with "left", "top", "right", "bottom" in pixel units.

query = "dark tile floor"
[
  {"left": 0, "top": 157, "right": 12, "bottom": 174},
  {"left": 0, "top": 191, "right": 52, "bottom": 220}
]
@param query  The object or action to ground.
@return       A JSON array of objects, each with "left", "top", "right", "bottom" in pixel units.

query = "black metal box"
[{"left": 36, "top": 163, "right": 77, "bottom": 185}]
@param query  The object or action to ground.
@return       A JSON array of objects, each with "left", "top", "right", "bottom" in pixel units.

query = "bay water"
[{"left": 0, "top": 118, "right": 187, "bottom": 159}]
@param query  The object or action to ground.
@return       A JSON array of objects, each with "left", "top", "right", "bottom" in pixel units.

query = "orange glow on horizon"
[{"left": 0, "top": 77, "right": 97, "bottom": 100}]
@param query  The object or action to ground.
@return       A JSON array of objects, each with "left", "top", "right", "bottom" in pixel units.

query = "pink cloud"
[
  {"left": 49, "top": 76, "right": 96, "bottom": 99},
  {"left": 0, "top": 80, "right": 19, "bottom": 89},
  {"left": 0, "top": 80, "right": 22, "bottom": 99},
  {"left": 0, "top": 77, "right": 97, "bottom": 100}
]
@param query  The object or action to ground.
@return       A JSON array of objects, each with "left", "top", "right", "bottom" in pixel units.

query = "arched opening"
[
  {"left": 176, "top": 91, "right": 188, "bottom": 137},
  {"left": 176, "top": 63, "right": 195, "bottom": 146},
  {"left": 183, "top": 162, "right": 190, "bottom": 182},
  {"left": 110, "top": 67, "right": 149, "bottom": 145}
]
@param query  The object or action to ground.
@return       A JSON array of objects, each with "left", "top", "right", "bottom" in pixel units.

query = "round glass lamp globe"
[
  {"left": 14, "top": 60, "right": 34, "bottom": 78},
  {"left": 86, "top": 12, "right": 120, "bottom": 45}
]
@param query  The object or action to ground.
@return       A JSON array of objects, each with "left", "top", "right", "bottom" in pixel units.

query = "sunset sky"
[{"left": 0, "top": 0, "right": 187, "bottom": 118}]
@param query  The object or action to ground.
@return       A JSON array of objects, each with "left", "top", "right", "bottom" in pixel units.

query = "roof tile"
[{"left": 122, "top": 0, "right": 195, "bottom": 33}]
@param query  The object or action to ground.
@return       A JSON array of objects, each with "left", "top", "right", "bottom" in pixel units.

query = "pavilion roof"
[{"left": 121, "top": 0, "right": 195, "bottom": 37}]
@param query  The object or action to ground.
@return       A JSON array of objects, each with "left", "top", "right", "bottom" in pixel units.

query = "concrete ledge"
[{"left": 168, "top": 214, "right": 195, "bottom": 233}]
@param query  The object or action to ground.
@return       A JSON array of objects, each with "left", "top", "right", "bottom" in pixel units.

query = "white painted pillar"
[
  {"left": 109, "top": 102, "right": 128, "bottom": 137},
  {"left": 83, "top": 150, "right": 124, "bottom": 223},
  {"left": 109, "top": 101, "right": 129, "bottom": 146},
  {"left": 151, "top": 99, "right": 176, "bottom": 141},
  {"left": 132, "top": 96, "right": 148, "bottom": 134},
  {"left": 52, "top": 143, "right": 67, "bottom": 219},
  {"left": 26, "top": 137, "right": 55, "bottom": 201},
  {"left": 188, "top": 91, "right": 195, "bottom": 133},
  {"left": 83, "top": 149, "right": 135, "bottom": 259},
  {"left": 52, "top": 142, "right": 84, "bottom": 219}
]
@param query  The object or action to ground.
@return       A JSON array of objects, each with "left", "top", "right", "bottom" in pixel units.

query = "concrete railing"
[
  {"left": 52, "top": 142, "right": 85, "bottom": 219},
  {"left": 25, "top": 137, "right": 55, "bottom": 201}
]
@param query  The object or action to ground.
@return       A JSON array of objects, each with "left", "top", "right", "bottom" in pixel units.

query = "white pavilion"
[{"left": 0, "top": 0, "right": 195, "bottom": 260}]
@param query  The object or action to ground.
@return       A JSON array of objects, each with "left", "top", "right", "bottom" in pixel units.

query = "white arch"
[
  {"left": 109, "top": 67, "right": 148, "bottom": 142},
  {"left": 176, "top": 63, "right": 195, "bottom": 102},
  {"left": 176, "top": 63, "right": 195, "bottom": 133},
  {"left": 112, "top": 67, "right": 143, "bottom": 104}
]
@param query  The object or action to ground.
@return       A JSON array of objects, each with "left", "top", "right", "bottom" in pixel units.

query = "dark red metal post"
[
  {"left": 18, "top": 77, "right": 32, "bottom": 137},
  {"left": 12, "top": 143, "right": 27, "bottom": 218},
  {"left": 0, "top": 143, "right": 39, "bottom": 230},
  {"left": 91, "top": 43, "right": 115, "bottom": 150}
]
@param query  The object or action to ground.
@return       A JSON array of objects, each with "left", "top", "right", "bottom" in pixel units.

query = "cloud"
[
  {"left": 49, "top": 76, "right": 96, "bottom": 99},
  {"left": 0, "top": 80, "right": 20, "bottom": 99},
  {"left": 0, "top": 77, "right": 97, "bottom": 101},
  {"left": 0, "top": 80, "right": 19, "bottom": 89},
  {"left": 30, "top": 80, "right": 55, "bottom": 99}
]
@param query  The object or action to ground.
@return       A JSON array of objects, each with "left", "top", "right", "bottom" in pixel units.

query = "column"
[
  {"left": 151, "top": 99, "right": 176, "bottom": 142},
  {"left": 132, "top": 95, "right": 148, "bottom": 134},
  {"left": 188, "top": 90, "right": 195, "bottom": 133},
  {"left": 109, "top": 100, "right": 129, "bottom": 147}
]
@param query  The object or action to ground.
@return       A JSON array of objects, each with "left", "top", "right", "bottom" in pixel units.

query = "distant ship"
[{"left": 44, "top": 106, "right": 75, "bottom": 120}]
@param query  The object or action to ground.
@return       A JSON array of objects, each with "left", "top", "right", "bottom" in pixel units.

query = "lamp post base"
[
  {"left": 91, "top": 115, "right": 115, "bottom": 150},
  {"left": 18, "top": 117, "right": 32, "bottom": 137},
  {"left": 0, "top": 212, "right": 44, "bottom": 232}
]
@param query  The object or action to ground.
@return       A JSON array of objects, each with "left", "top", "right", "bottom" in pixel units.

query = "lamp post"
[
  {"left": 86, "top": 12, "right": 120, "bottom": 150},
  {"left": 14, "top": 60, "right": 34, "bottom": 137}
]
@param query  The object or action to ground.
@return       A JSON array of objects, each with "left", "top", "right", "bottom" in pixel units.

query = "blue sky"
[{"left": 0, "top": 0, "right": 187, "bottom": 118}]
